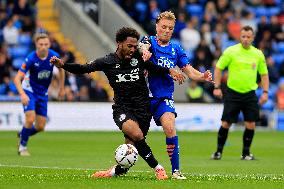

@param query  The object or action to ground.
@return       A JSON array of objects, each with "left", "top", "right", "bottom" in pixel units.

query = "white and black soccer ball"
[{"left": 114, "top": 144, "right": 138, "bottom": 168}]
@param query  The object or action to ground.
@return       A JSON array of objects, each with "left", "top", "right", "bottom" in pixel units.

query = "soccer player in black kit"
[{"left": 50, "top": 27, "right": 185, "bottom": 180}]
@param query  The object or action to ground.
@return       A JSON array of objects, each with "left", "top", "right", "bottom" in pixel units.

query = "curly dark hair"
[{"left": 115, "top": 27, "right": 140, "bottom": 43}]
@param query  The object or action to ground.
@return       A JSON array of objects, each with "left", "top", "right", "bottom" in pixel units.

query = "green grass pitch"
[{"left": 0, "top": 131, "right": 283, "bottom": 189}]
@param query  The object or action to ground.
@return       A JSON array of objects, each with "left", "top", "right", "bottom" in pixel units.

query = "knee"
[
  {"left": 245, "top": 122, "right": 255, "bottom": 130},
  {"left": 222, "top": 121, "right": 231, "bottom": 129},
  {"left": 130, "top": 132, "right": 144, "bottom": 142},
  {"left": 35, "top": 124, "right": 45, "bottom": 132},
  {"left": 25, "top": 117, "right": 35, "bottom": 127},
  {"left": 163, "top": 125, "right": 176, "bottom": 137}
]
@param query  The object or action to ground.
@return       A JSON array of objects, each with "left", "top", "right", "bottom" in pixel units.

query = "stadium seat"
[
  {"left": 261, "top": 99, "right": 274, "bottom": 112},
  {"left": 135, "top": 2, "right": 147, "bottom": 23},
  {"left": 277, "top": 42, "right": 284, "bottom": 53},
  {"left": 222, "top": 40, "right": 237, "bottom": 51},
  {"left": 12, "top": 58, "right": 25, "bottom": 69},
  {"left": 254, "top": 7, "right": 268, "bottom": 17},
  {"left": 268, "top": 7, "right": 281, "bottom": 17},
  {"left": 8, "top": 46, "right": 30, "bottom": 59},
  {"left": 0, "top": 84, "right": 6, "bottom": 95},
  {"left": 276, "top": 111, "right": 284, "bottom": 131},
  {"left": 269, "top": 84, "right": 278, "bottom": 99},
  {"left": 238, "top": 112, "right": 244, "bottom": 122},
  {"left": 272, "top": 54, "right": 284, "bottom": 67},
  {"left": 186, "top": 4, "right": 203, "bottom": 18},
  {"left": 18, "top": 34, "right": 32, "bottom": 46}
]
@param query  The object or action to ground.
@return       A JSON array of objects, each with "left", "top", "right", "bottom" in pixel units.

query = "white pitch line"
[
  {"left": 0, "top": 164, "right": 150, "bottom": 173},
  {"left": 0, "top": 164, "right": 283, "bottom": 178}
]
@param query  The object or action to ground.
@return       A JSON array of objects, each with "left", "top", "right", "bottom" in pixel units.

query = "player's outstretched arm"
[
  {"left": 50, "top": 56, "right": 100, "bottom": 74},
  {"left": 169, "top": 68, "right": 186, "bottom": 85},
  {"left": 181, "top": 64, "right": 214, "bottom": 83}
]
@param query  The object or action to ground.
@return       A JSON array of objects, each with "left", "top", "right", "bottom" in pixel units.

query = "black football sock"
[
  {"left": 242, "top": 128, "right": 255, "bottom": 155},
  {"left": 134, "top": 139, "right": 158, "bottom": 168},
  {"left": 217, "top": 126, "right": 229, "bottom": 153},
  {"left": 114, "top": 165, "right": 129, "bottom": 175}
]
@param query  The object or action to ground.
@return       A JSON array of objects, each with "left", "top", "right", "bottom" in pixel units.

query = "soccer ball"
[{"left": 114, "top": 144, "right": 138, "bottom": 168}]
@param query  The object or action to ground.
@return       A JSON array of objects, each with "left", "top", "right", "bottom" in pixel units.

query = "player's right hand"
[
  {"left": 169, "top": 69, "right": 186, "bottom": 85},
  {"left": 20, "top": 93, "right": 30, "bottom": 106},
  {"left": 50, "top": 56, "right": 64, "bottom": 68},
  {"left": 213, "top": 88, "right": 223, "bottom": 99}
]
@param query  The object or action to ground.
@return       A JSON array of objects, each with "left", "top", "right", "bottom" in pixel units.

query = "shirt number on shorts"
[{"left": 164, "top": 99, "right": 174, "bottom": 109}]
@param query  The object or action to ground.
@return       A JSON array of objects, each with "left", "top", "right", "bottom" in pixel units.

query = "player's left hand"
[
  {"left": 203, "top": 70, "right": 214, "bottom": 83},
  {"left": 259, "top": 92, "right": 268, "bottom": 105},
  {"left": 142, "top": 50, "right": 152, "bottom": 62},
  {"left": 58, "top": 88, "right": 65, "bottom": 101}
]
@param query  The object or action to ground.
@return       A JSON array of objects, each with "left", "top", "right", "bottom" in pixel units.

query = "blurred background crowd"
[{"left": 0, "top": 0, "right": 109, "bottom": 102}]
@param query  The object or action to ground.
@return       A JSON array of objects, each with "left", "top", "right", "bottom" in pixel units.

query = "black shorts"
[
  {"left": 221, "top": 87, "right": 259, "bottom": 123},
  {"left": 112, "top": 104, "right": 152, "bottom": 138}
]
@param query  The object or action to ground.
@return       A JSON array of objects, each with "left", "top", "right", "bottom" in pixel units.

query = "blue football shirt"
[
  {"left": 19, "top": 49, "right": 59, "bottom": 96},
  {"left": 146, "top": 36, "right": 190, "bottom": 99}
]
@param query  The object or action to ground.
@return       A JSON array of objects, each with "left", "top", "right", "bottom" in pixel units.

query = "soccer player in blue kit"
[
  {"left": 14, "top": 33, "right": 65, "bottom": 156},
  {"left": 139, "top": 11, "right": 214, "bottom": 179}
]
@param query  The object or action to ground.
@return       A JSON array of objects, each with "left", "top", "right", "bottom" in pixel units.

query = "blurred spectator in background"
[
  {"left": 60, "top": 43, "right": 75, "bottom": 64},
  {"left": 186, "top": 80, "right": 204, "bottom": 103},
  {"left": 266, "top": 56, "right": 279, "bottom": 84},
  {"left": 3, "top": 17, "right": 19, "bottom": 46},
  {"left": 269, "top": 15, "right": 284, "bottom": 42},
  {"left": 180, "top": 17, "right": 200, "bottom": 52},
  {"left": 276, "top": 80, "right": 284, "bottom": 110},
  {"left": 89, "top": 79, "right": 108, "bottom": 102},
  {"left": 0, "top": 52, "right": 12, "bottom": 83},
  {"left": 173, "top": 11, "right": 186, "bottom": 39},
  {"left": 145, "top": 0, "right": 161, "bottom": 35}
]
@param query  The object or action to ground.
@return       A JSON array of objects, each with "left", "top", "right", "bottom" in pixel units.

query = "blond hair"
[
  {"left": 156, "top": 11, "right": 176, "bottom": 23},
  {"left": 34, "top": 33, "right": 49, "bottom": 42}
]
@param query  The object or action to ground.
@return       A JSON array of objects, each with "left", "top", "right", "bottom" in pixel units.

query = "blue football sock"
[
  {"left": 166, "top": 136, "right": 180, "bottom": 173},
  {"left": 20, "top": 127, "right": 31, "bottom": 147},
  {"left": 29, "top": 125, "right": 38, "bottom": 136}
]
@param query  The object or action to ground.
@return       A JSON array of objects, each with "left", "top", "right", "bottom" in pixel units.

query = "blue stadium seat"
[
  {"left": 222, "top": 40, "right": 236, "bottom": 51},
  {"left": 12, "top": 58, "right": 25, "bottom": 69},
  {"left": 268, "top": 7, "right": 281, "bottom": 17},
  {"left": 278, "top": 77, "right": 284, "bottom": 86},
  {"left": 274, "top": 0, "right": 282, "bottom": 5},
  {"left": 8, "top": 46, "right": 30, "bottom": 59},
  {"left": 238, "top": 112, "right": 244, "bottom": 122},
  {"left": 135, "top": 2, "right": 147, "bottom": 23},
  {"left": 156, "top": 0, "right": 169, "bottom": 11},
  {"left": 186, "top": 4, "right": 203, "bottom": 18},
  {"left": 261, "top": 98, "right": 274, "bottom": 112},
  {"left": 272, "top": 54, "right": 284, "bottom": 67},
  {"left": 254, "top": 7, "right": 268, "bottom": 17},
  {"left": 0, "top": 84, "right": 6, "bottom": 95},
  {"left": 277, "top": 42, "right": 284, "bottom": 53},
  {"left": 255, "top": 87, "right": 262, "bottom": 98},
  {"left": 269, "top": 84, "right": 278, "bottom": 99},
  {"left": 276, "top": 111, "right": 284, "bottom": 131},
  {"left": 18, "top": 34, "right": 32, "bottom": 46}
]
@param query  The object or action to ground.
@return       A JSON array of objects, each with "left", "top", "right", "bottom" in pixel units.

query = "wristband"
[
  {"left": 214, "top": 86, "right": 221, "bottom": 89},
  {"left": 263, "top": 90, "right": 268, "bottom": 94}
]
